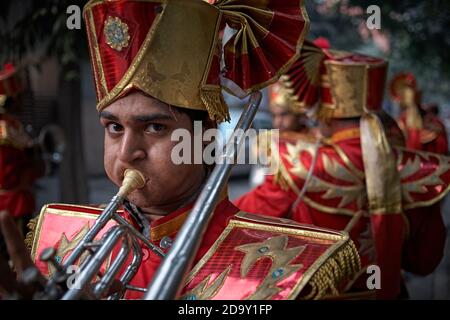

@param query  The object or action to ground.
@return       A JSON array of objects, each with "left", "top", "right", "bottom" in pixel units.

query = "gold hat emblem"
[{"left": 104, "top": 16, "right": 130, "bottom": 52}]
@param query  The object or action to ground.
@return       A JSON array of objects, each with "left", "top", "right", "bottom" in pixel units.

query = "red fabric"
[
  {"left": 123, "top": 196, "right": 239, "bottom": 299},
  {"left": 369, "top": 214, "right": 404, "bottom": 299},
  {"left": 32, "top": 196, "right": 239, "bottom": 299},
  {"left": 87, "top": 1, "right": 159, "bottom": 99},
  {"left": 0, "top": 116, "right": 38, "bottom": 218},
  {"left": 422, "top": 115, "right": 449, "bottom": 154},
  {"left": 313, "top": 37, "right": 330, "bottom": 49},
  {"left": 406, "top": 127, "right": 423, "bottom": 150},
  {"left": 221, "top": 0, "right": 307, "bottom": 91},
  {"left": 235, "top": 128, "right": 447, "bottom": 299},
  {"left": 402, "top": 203, "right": 446, "bottom": 275},
  {"left": 399, "top": 112, "right": 449, "bottom": 154},
  {"left": 235, "top": 174, "right": 296, "bottom": 219},
  {"left": 366, "top": 65, "right": 387, "bottom": 111},
  {"left": 389, "top": 73, "right": 417, "bottom": 102},
  {"left": 285, "top": 42, "right": 387, "bottom": 112},
  {"left": 0, "top": 63, "right": 23, "bottom": 96}
]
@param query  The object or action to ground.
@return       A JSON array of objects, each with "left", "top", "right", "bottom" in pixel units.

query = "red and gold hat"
[
  {"left": 83, "top": 0, "right": 310, "bottom": 122},
  {"left": 0, "top": 63, "right": 23, "bottom": 98},
  {"left": 279, "top": 41, "right": 388, "bottom": 119},
  {"left": 389, "top": 72, "right": 417, "bottom": 102},
  {"left": 268, "top": 81, "right": 305, "bottom": 115}
]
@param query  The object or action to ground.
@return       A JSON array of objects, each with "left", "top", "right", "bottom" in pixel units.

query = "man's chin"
[{"left": 126, "top": 193, "right": 155, "bottom": 209}]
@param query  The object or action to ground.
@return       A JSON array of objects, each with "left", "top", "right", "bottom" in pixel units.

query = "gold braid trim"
[
  {"left": 304, "top": 240, "right": 361, "bottom": 300},
  {"left": 273, "top": 167, "right": 290, "bottom": 191},
  {"left": 200, "top": 86, "right": 230, "bottom": 123},
  {"left": 270, "top": 139, "right": 290, "bottom": 191},
  {"left": 24, "top": 216, "right": 39, "bottom": 251}
]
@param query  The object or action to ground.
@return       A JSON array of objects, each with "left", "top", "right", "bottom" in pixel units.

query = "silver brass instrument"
[
  {"left": 144, "top": 91, "right": 262, "bottom": 299},
  {"left": 21, "top": 92, "right": 262, "bottom": 300},
  {"left": 22, "top": 169, "right": 165, "bottom": 300}
]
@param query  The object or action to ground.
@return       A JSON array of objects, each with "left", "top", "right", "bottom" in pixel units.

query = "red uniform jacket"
[
  {"left": 29, "top": 190, "right": 361, "bottom": 300},
  {"left": 235, "top": 127, "right": 449, "bottom": 299},
  {"left": 399, "top": 111, "right": 448, "bottom": 155},
  {"left": 0, "top": 114, "right": 39, "bottom": 218}
]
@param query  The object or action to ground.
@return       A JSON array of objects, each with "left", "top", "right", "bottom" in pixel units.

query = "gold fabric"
[
  {"left": 85, "top": 0, "right": 225, "bottom": 118},
  {"left": 84, "top": 0, "right": 309, "bottom": 122},
  {"left": 360, "top": 113, "right": 402, "bottom": 215},
  {"left": 270, "top": 81, "right": 305, "bottom": 114},
  {"left": 325, "top": 61, "right": 368, "bottom": 119}
]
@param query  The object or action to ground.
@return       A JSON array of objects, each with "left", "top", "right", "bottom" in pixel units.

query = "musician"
[
  {"left": 390, "top": 73, "right": 448, "bottom": 154},
  {"left": 0, "top": 64, "right": 44, "bottom": 241},
  {"left": 235, "top": 42, "right": 449, "bottom": 299},
  {"left": 0, "top": 0, "right": 361, "bottom": 300},
  {"left": 249, "top": 81, "right": 317, "bottom": 187}
]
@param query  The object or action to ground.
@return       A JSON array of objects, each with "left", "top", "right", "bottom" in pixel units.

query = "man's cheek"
[{"left": 103, "top": 150, "right": 119, "bottom": 184}]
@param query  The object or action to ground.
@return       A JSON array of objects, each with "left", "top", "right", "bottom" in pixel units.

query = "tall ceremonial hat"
[
  {"left": 389, "top": 72, "right": 416, "bottom": 101},
  {"left": 389, "top": 72, "right": 421, "bottom": 106},
  {"left": 279, "top": 40, "right": 388, "bottom": 120},
  {"left": 83, "top": 0, "right": 310, "bottom": 122},
  {"left": 268, "top": 81, "right": 305, "bottom": 115}
]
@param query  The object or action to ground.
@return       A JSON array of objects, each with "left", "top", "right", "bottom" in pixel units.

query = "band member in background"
[
  {"left": 0, "top": 0, "right": 361, "bottom": 300},
  {"left": 248, "top": 36, "right": 330, "bottom": 188},
  {"left": 235, "top": 41, "right": 449, "bottom": 299},
  {"left": 249, "top": 81, "right": 318, "bottom": 188},
  {"left": 0, "top": 63, "right": 44, "bottom": 242},
  {"left": 269, "top": 82, "right": 313, "bottom": 135},
  {"left": 390, "top": 73, "right": 448, "bottom": 154}
]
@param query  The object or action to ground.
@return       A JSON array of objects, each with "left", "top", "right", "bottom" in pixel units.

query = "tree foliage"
[
  {"left": 0, "top": 0, "right": 89, "bottom": 80},
  {"left": 307, "top": 0, "right": 450, "bottom": 105}
]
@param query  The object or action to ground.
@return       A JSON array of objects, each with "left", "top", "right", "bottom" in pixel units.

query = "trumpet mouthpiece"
[{"left": 117, "top": 169, "right": 146, "bottom": 198}]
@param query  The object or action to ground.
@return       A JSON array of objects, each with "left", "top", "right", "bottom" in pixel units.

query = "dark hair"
[
  {"left": 127, "top": 88, "right": 213, "bottom": 125},
  {"left": 170, "top": 105, "right": 217, "bottom": 130}
]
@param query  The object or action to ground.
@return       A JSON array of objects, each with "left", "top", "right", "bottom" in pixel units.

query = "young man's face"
[
  {"left": 269, "top": 104, "right": 303, "bottom": 132},
  {"left": 99, "top": 92, "right": 205, "bottom": 214}
]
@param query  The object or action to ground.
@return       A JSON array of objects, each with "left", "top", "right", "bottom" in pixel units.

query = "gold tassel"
[
  {"left": 303, "top": 240, "right": 361, "bottom": 300},
  {"left": 200, "top": 87, "right": 230, "bottom": 123},
  {"left": 24, "top": 216, "right": 39, "bottom": 251}
]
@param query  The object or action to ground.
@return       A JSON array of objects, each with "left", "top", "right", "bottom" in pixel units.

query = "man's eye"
[
  {"left": 106, "top": 123, "right": 123, "bottom": 134},
  {"left": 145, "top": 123, "right": 166, "bottom": 133}
]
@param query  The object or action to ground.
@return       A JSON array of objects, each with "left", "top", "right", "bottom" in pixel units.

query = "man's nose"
[{"left": 117, "top": 130, "right": 146, "bottom": 163}]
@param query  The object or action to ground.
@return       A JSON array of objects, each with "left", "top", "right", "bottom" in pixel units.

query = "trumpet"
[
  {"left": 21, "top": 169, "right": 165, "bottom": 300},
  {"left": 144, "top": 91, "right": 262, "bottom": 299}
]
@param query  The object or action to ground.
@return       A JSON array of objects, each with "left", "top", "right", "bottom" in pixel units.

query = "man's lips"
[{"left": 117, "top": 168, "right": 149, "bottom": 189}]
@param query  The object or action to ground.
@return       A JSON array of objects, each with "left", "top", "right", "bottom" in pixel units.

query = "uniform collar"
[
  {"left": 330, "top": 127, "right": 361, "bottom": 144},
  {"left": 149, "top": 186, "right": 229, "bottom": 242}
]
